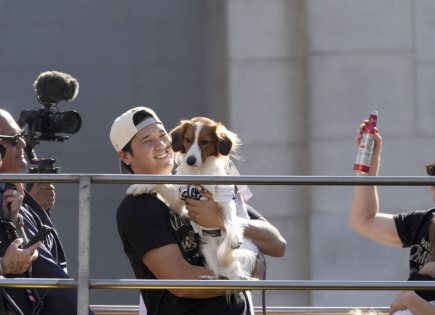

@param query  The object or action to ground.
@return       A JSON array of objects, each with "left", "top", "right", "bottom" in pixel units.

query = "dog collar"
[{"left": 201, "top": 229, "right": 222, "bottom": 237}]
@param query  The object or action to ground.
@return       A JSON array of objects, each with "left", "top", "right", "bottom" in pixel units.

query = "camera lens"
[
  {"left": 47, "top": 110, "right": 82, "bottom": 134},
  {"left": 61, "top": 111, "right": 81, "bottom": 134}
]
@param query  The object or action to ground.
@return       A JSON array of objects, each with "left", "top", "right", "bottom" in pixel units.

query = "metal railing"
[
  {"left": 89, "top": 305, "right": 391, "bottom": 315},
  {"left": 1, "top": 173, "right": 435, "bottom": 315}
]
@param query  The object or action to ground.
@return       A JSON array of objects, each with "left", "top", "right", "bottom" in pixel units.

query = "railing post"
[{"left": 77, "top": 176, "right": 91, "bottom": 315}]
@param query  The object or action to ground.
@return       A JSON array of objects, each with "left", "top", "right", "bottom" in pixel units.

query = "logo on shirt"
[
  {"left": 179, "top": 185, "right": 206, "bottom": 200},
  {"left": 410, "top": 237, "right": 432, "bottom": 273},
  {"left": 168, "top": 211, "right": 204, "bottom": 265}
]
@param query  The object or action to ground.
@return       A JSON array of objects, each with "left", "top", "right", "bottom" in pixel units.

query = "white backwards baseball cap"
[{"left": 110, "top": 106, "right": 163, "bottom": 173}]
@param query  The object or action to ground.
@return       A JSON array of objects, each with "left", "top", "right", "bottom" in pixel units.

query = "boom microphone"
[
  {"left": 33, "top": 71, "right": 79, "bottom": 105},
  {"left": 18, "top": 70, "right": 82, "bottom": 174},
  {"left": 19, "top": 70, "right": 82, "bottom": 138}
]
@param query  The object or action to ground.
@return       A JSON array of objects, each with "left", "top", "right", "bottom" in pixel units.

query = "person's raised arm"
[{"left": 349, "top": 122, "right": 401, "bottom": 246}]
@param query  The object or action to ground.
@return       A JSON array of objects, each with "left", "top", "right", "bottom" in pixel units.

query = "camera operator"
[
  {"left": 0, "top": 108, "right": 93, "bottom": 314},
  {"left": 0, "top": 143, "right": 40, "bottom": 277},
  {"left": 0, "top": 180, "right": 41, "bottom": 314}
]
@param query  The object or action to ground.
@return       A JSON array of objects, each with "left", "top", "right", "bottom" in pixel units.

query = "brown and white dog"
[{"left": 128, "top": 117, "right": 258, "bottom": 282}]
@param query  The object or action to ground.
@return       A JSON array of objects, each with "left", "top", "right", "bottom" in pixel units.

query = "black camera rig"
[{"left": 17, "top": 71, "right": 81, "bottom": 174}]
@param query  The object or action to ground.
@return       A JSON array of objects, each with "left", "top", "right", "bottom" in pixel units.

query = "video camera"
[{"left": 17, "top": 71, "right": 81, "bottom": 174}]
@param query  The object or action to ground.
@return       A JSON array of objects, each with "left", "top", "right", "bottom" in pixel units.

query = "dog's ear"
[
  {"left": 216, "top": 123, "right": 233, "bottom": 156},
  {"left": 169, "top": 121, "right": 187, "bottom": 152},
  {"left": 218, "top": 136, "right": 233, "bottom": 156},
  {"left": 216, "top": 122, "right": 241, "bottom": 157}
]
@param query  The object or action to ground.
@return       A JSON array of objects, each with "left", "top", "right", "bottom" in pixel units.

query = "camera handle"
[
  {"left": 26, "top": 158, "right": 60, "bottom": 194},
  {"left": 25, "top": 144, "right": 60, "bottom": 195}
]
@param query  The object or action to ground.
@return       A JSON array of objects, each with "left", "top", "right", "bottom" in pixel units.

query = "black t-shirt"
[
  {"left": 408, "top": 272, "right": 435, "bottom": 302},
  {"left": 117, "top": 193, "right": 251, "bottom": 315},
  {"left": 394, "top": 208, "right": 435, "bottom": 274}
]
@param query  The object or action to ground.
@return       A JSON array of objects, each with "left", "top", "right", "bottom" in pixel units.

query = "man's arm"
[
  {"left": 349, "top": 125, "right": 402, "bottom": 247},
  {"left": 243, "top": 217, "right": 286, "bottom": 257},
  {"left": 142, "top": 244, "right": 229, "bottom": 298}
]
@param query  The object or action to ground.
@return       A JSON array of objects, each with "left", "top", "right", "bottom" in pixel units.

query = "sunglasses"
[
  {"left": 0, "top": 129, "right": 26, "bottom": 147},
  {"left": 426, "top": 163, "right": 435, "bottom": 176}
]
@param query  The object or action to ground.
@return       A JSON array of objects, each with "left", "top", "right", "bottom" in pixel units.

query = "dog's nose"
[{"left": 186, "top": 156, "right": 196, "bottom": 166}]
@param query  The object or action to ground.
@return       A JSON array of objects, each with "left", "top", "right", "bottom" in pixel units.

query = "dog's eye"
[
  {"left": 201, "top": 139, "right": 210, "bottom": 145},
  {"left": 184, "top": 137, "right": 191, "bottom": 143}
]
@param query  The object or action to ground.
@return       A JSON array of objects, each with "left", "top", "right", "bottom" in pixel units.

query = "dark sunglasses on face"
[
  {"left": 0, "top": 129, "right": 26, "bottom": 147},
  {"left": 426, "top": 163, "right": 435, "bottom": 176}
]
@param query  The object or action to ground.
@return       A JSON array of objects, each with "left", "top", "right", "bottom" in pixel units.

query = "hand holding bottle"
[{"left": 354, "top": 111, "right": 382, "bottom": 175}]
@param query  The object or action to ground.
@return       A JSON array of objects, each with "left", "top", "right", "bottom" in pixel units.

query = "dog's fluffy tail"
[
  {"left": 215, "top": 226, "right": 257, "bottom": 279},
  {"left": 200, "top": 230, "right": 238, "bottom": 279},
  {"left": 217, "top": 225, "right": 238, "bottom": 269}
]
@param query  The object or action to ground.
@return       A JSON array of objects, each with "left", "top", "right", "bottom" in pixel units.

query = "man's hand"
[
  {"left": 185, "top": 192, "right": 224, "bottom": 229},
  {"left": 2, "top": 183, "right": 24, "bottom": 223},
  {"left": 2, "top": 238, "right": 40, "bottom": 275},
  {"left": 29, "top": 183, "right": 55, "bottom": 211},
  {"left": 354, "top": 120, "right": 382, "bottom": 177}
]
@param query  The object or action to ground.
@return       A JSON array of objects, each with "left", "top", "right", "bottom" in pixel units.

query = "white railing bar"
[
  {"left": 92, "top": 175, "right": 435, "bottom": 186},
  {"left": 0, "top": 277, "right": 76, "bottom": 288},
  {"left": 90, "top": 304, "right": 138, "bottom": 314},
  {"left": 89, "top": 279, "right": 435, "bottom": 291},
  {"left": 258, "top": 307, "right": 390, "bottom": 313},
  {"left": 0, "top": 278, "right": 433, "bottom": 291},
  {"left": 78, "top": 176, "right": 91, "bottom": 315},
  {"left": 89, "top": 305, "right": 391, "bottom": 315},
  {"left": 1, "top": 174, "right": 435, "bottom": 185},
  {"left": 0, "top": 173, "right": 80, "bottom": 183}
]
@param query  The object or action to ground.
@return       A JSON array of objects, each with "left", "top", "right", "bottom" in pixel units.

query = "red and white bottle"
[{"left": 353, "top": 111, "right": 378, "bottom": 174}]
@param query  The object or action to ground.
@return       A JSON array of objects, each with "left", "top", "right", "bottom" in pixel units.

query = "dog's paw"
[
  {"left": 230, "top": 236, "right": 243, "bottom": 250},
  {"left": 198, "top": 274, "right": 229, "bottom": 280},
  {"left": 127, "top": 184, "right": 156, "bottom": 196},
  {"left": 198, "top": 275, "right": 219, "bottom": 280}
]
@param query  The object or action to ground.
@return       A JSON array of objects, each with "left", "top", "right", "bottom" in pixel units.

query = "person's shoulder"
[
  {"left": 395, "top": 208, "right": 433, "bottom": 218},
  {"left": 410, "top": 208, "right": 435, "bottom": 219},
  {"left": 120, "top": 191, "right": 162, "bottom": 203},
  {"left": 394, "top": 208, "right": 435, "bottom": 228},
  {"left": 117, "top": 192, "right": 168, "bottom": 215},
  {"left": 22, "top": 191, "right": 49, "bottom": 220}
]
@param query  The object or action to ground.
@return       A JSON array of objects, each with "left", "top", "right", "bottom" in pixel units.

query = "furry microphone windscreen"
[{"left": 33, "top": 71, "right": 79, "bottom": 104}]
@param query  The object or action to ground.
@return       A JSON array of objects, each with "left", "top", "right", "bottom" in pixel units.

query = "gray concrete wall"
[{"left": 225, "top": 0, "right": 310, "bottom": 307}]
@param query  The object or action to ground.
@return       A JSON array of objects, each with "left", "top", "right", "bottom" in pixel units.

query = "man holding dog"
[{"left": 110, "top": 106, "right": 286, "bottom": 315}]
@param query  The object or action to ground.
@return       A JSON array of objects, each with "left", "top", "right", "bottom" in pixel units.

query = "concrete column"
[{"left": 222, "top": 0, "right": 310, "bottom": 306}]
